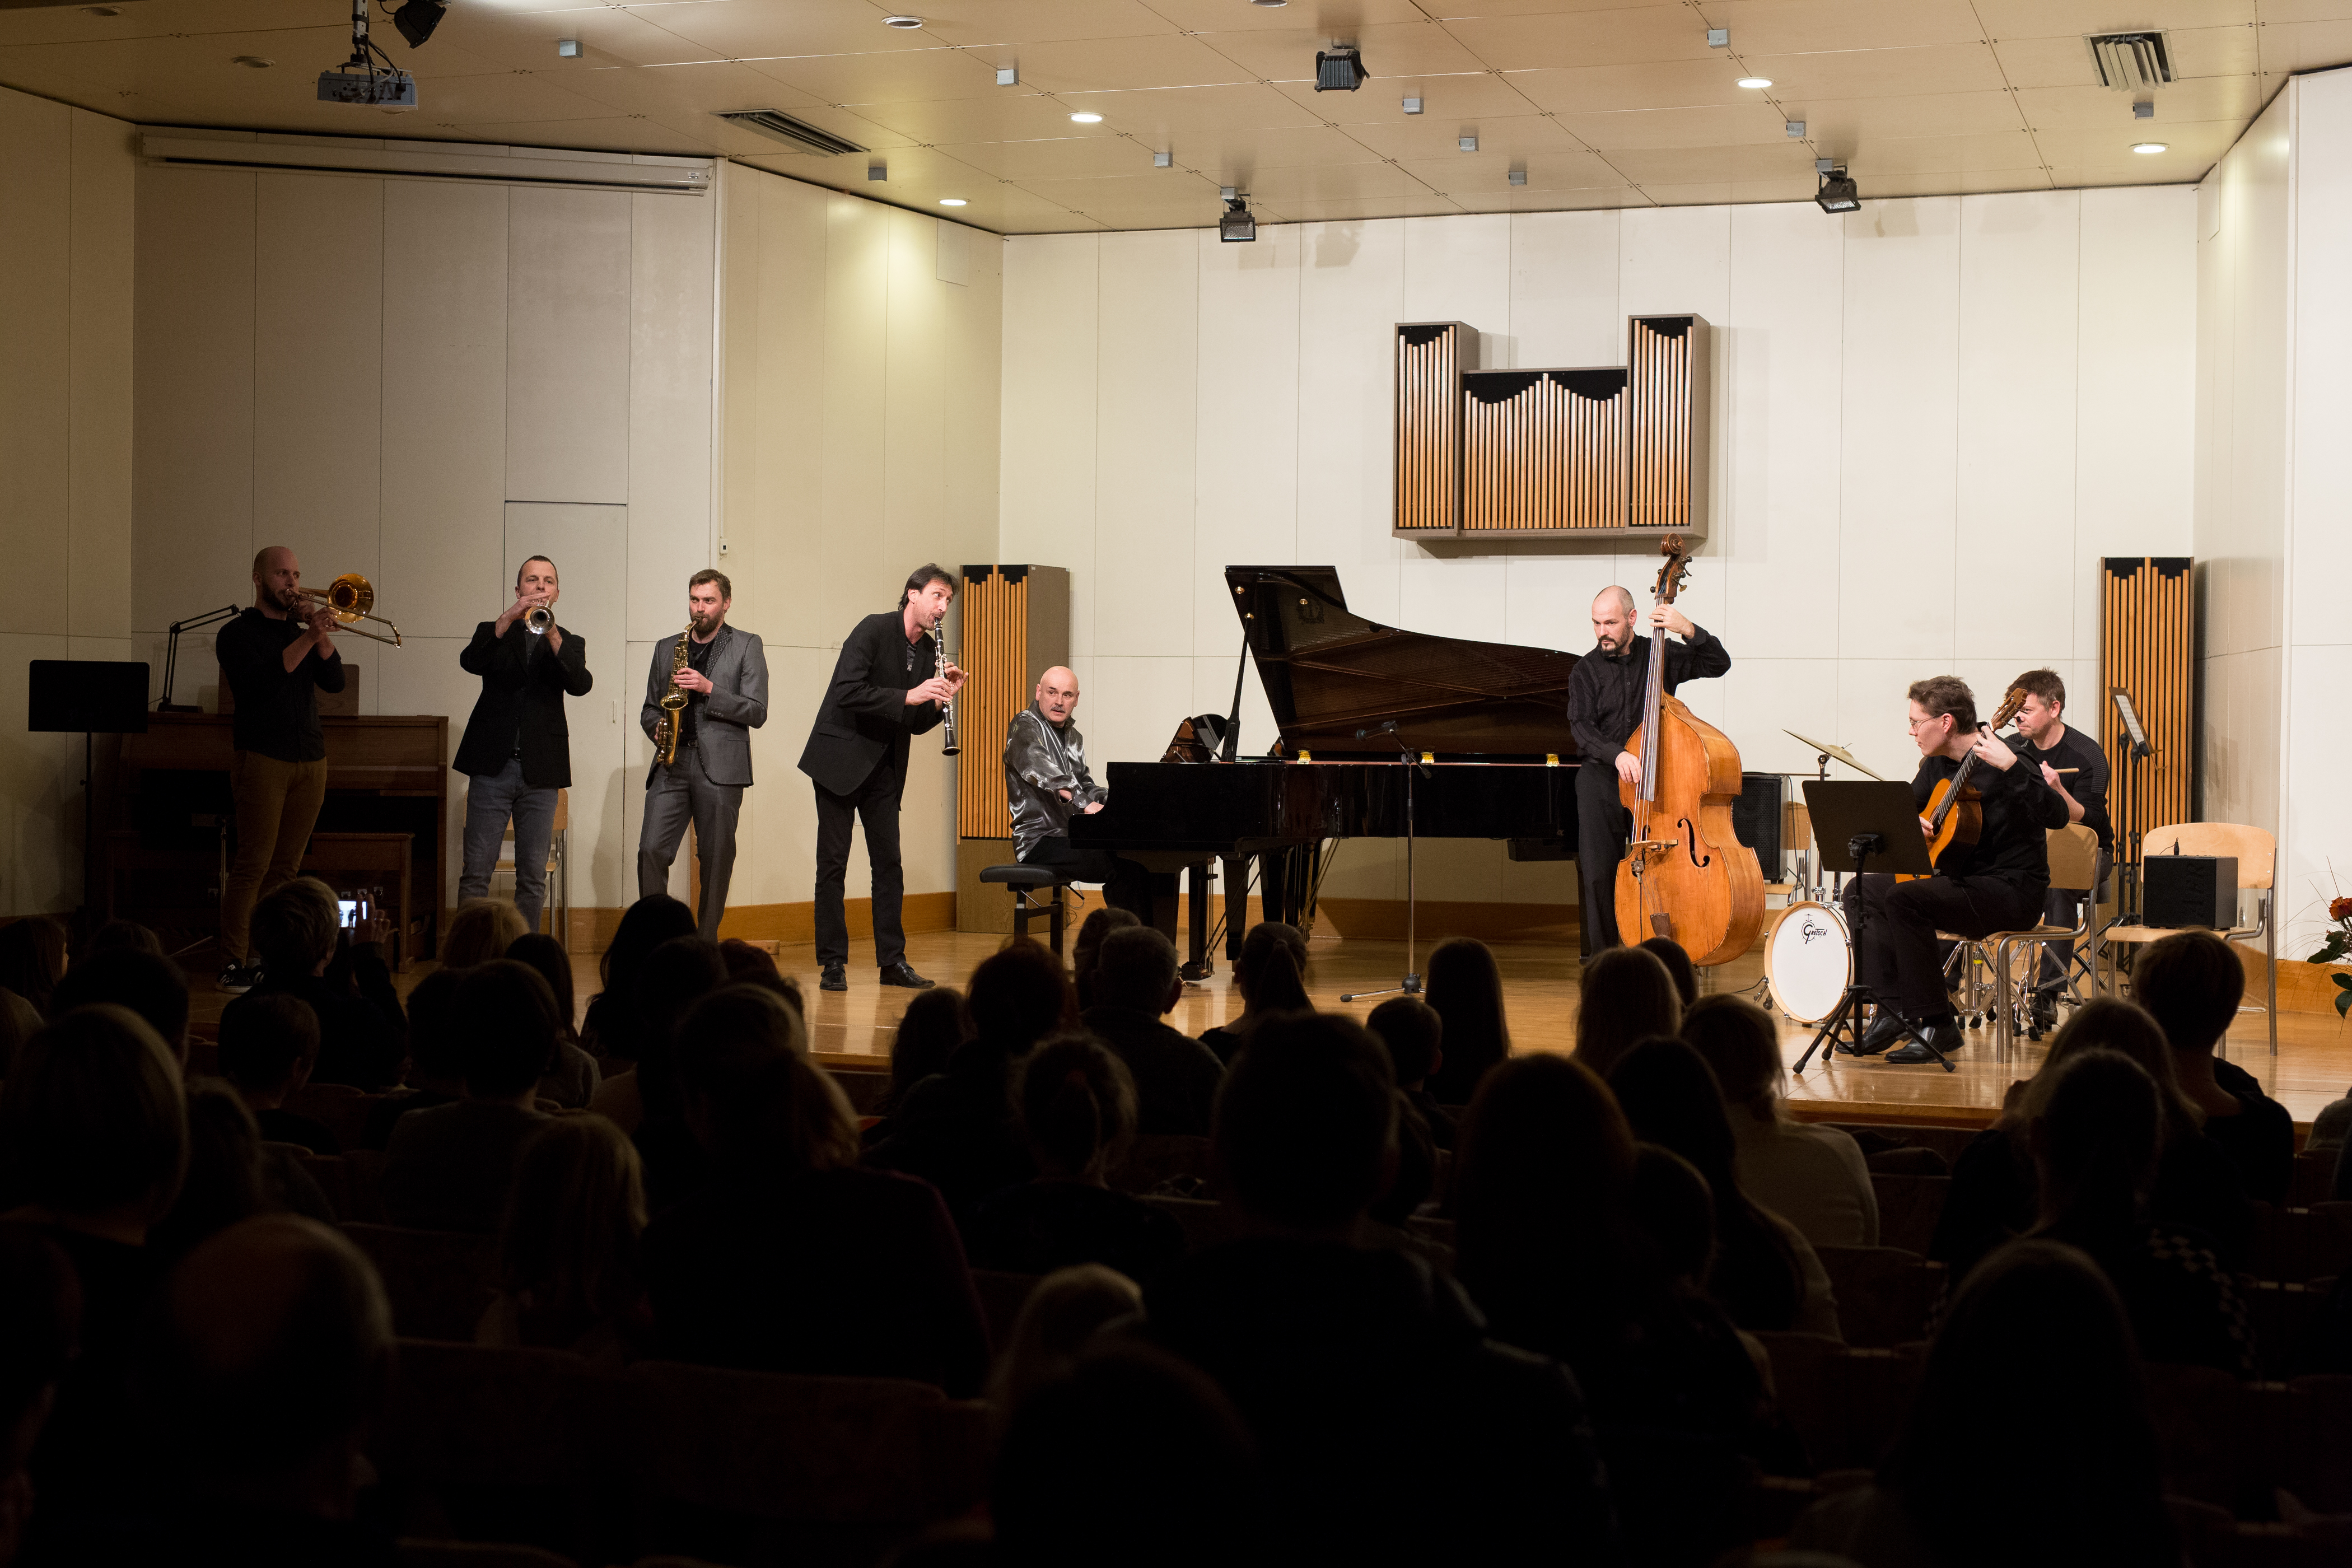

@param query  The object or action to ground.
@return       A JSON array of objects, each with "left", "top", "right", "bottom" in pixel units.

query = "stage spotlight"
[
  {"left": 1220, "top": 194, "right": 1256, "bottom": 242},
  {"left": 1814, "top": 163, "right": 1860, "bottom": 214},
  {"left": 391, "top": 0, "right": 445, "bottom": 49},
  {"left": 1315, "top": 45, "right": 1365, "bottom": 92}
]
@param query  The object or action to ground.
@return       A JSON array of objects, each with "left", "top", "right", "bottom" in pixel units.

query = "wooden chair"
[
  {"left": 1935, "top": 824, "right": 2099, "bottom": 1058},
  {"left": 2246, "top": 1203, "right": 2352, "bottom": 1286},
  {"left": 1108, "top": 1133, "right": 1212, "bottom": 1194},
  {"left": 291, "top": 1082, "right": 377, "bottom": 1150},
  {"left": 1748, "top": 1332, "right": 1924, "bottom": 1471},
  {"left": 1813, "top": 1246, "right": 1947, "bottom": 1348},
  {"left": 2100, "top": 822, "right": 2277, "bottom": 1057},
  {"left": 343, "top": 1224, "right": 502, "bottom": 1342}
]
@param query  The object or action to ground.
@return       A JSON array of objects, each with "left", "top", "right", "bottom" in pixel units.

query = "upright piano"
[{"left": 1071, "top": 564, "right": 1583, "bottom": 976}]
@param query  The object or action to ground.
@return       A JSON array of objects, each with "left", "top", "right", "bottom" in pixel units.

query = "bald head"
[
  {"left": 251, "top": 547, "right": 302, "bottom": 614},
  {"left": 1590, "top": 586, "right": 1639, "bottom": 654},
  {"left": 1038, "top": 666, "right": 1081, "bottom": 725}
]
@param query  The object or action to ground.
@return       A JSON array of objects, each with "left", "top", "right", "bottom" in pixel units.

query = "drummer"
[{"left": 2006, "top": 668, "right": 2112, "bottom": 1026}]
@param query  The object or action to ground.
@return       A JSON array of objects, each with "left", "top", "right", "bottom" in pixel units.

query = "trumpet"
[
  {"left": 295, "top": 573, "right": 404, "bottom": 647},
  {"left": 522, "top": 603, "right": 554, "bottom": 636}
]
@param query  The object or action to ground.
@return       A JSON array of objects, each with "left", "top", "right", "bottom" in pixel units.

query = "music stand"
[
  {"left": 27, "top": 661, "right": 151, "bottom": 939},
  {"left": 1791, "top": 779, "right": 1942, "bottom": 1075}
]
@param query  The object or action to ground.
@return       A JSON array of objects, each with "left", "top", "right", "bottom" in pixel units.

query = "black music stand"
[
  {"left": 1340, "top": 722, "right": 1427, "bottom": 1002},
  {"left": 28, "top": 661, "right": 151, "bottom": 939},
  {"left": 1791, "top": 779, "right": 1941, "bottom": 1075}
]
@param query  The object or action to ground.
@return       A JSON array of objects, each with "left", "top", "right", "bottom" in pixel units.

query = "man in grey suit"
[{"left": 638, "top": 569, "right": 768, "bottom": 939}]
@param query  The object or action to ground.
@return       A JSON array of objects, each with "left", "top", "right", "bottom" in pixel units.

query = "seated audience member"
[
  {"left": 81, "top": 920, "right": 162, "bottom": 960},
  {"left": 49, "top": 949, "right": 192, "bottom": 1071},
  {"left": 1453, "top": 1053, "right": 1800, "bottom": 1565},
  {"left": 2312, "top": 1086, "right": 2351, "bottom": 1154},
  {"left": 217, "top": 993, "right": 338, "bottom": 1155},
  {"left": 578, "top": 894, "right": 698, "bottom": 1069},
  {"left": 1070, "top": 906, "right": 1141, "bottom": 1012},
  {"left": 440, "top": 898, "right": 529, "bottom": 971},
  {"left": 133, "top": 1216, "right": 397, "bottom": 1562},
  {"left": 0, "top": 917, "right": 66, "bottom": 1020},
  {"left": 642, "top": 986, "right": 990, "bottom": 1396},
  {"left": 479, "top": 1115, "right": 651, "bottom": 1361},
  {"left": 590, "top": 934, "right": 727, "bottom": 1142},
  {"left": 357, "top": 968, "right": 466, "bottom": 1151},
  {"left": 867, "top": 940, "right": 1076, "bottom": 1227},
  {"left": 1080, "top": 927, "right": 1225, "bottom": 1137},
  {"left": 1196, "top": 922, "right": 1310, "bottom": 1065},
  {"left": 1145, "top": 1012, "right": 1619, "bottom": 1565},
  {"left": 2024, "top": 1050, "right": 2253, "bottom": 1378},
  {"left": 1421, "top": 937, "right": 1510, "bottom": 1105},
  {"left": 2132, "top": 928, "right": 2294, "bottom": 1205},
  {"left": 992, "top": 1343, "right": 1267, "bottom": 1568},
  {"left": 381, "top": 961, "right": 558, "bottom": 1234},
  {"left": 1933, "top": 998, "right": 2250, "bottom": 1280},
  {"left": 1608, "top": 1038, "right": 1837, "bottom": 1336},
  {"left": 0, "top": 991, "right": 38, "bottom": 1081},
  {"left": 1574, "top": 946, "right": 1683, "bottom": 1080},
  {"left": 968, "top": 1037, "right": 1185, "bottom": 1288},
  {"left": 1637, "top": 936, "right": 1700, "bottom": 1008},
  {"left": 151, "top": 1083, "right": 332, "bottom": 1259},
  {"left": 1366, "top": 996, "right": 1454, "bottom": 1150},
  {"left": 0, "top": 1227, "right": 78, "bottom": 1568},
  {"left": 0, "top": 1006, "right": 185, "bottom": 1554},
  {"left": 717, "top": 939, "right": 804, "bottom": 1015},
  {"left": 866, "top": 986, "right": 970, "bottom": 1147},
  {"left": 506, "top": 931, "right": 599, "bottom": 1109},
  {"left": 986, "top": 1263, "right": 1144, "bottom": 1414},
  {"left": 1682, "top": 995, "right": 1878, "bottom": 1248},
  {"left": 1790, "top": 1240, "right": 2180, "bottom": 1568},
  {"left": 249, "top": 879, "right": 404, "bottom": 1091}
]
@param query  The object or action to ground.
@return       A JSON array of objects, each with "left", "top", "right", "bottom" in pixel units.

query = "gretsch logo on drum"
[{"left": 1800, "top": 916, "right": 1830, "bottom": 945}]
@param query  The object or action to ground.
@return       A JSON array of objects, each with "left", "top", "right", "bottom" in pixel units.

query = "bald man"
[
  {"left": 215, "top": 547, "right": 346, "bottom": 993},
  {"left": 1564, "top": 584, "right": 1733, "bottom": 955},
  {"left": 1005, "top": 665, "right": 1151, "bottom": 922}
]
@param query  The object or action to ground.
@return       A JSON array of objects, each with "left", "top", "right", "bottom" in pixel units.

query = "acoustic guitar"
[{"left": 1895, "top": 684, "right": 2029, "bottom": 883}]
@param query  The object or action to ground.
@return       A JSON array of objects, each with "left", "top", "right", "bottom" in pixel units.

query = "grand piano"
[{"left": 1071, "top": 564, "right": 1583, "bottom": 977}]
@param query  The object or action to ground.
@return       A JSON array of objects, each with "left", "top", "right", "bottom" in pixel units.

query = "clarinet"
[{"left": 935, "top": 609, "right": 961, "bottom": 758}]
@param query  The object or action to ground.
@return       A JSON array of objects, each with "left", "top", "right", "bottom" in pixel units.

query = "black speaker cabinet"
[
  {"left": 1731, "top": 773, "right": 1784, "bottom": 871},
  {"left": 2142, "top": 855, "right": 2237, "bottom": 930}
]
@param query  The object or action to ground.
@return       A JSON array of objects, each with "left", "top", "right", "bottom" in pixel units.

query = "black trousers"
[
  {"left": 1842, "top": 872, "right": 2041, "bottom": 1019},
  {"left": 813, "top": 758, "right": 905, "bottom": 968},
  {"left": 1575, "top": 759, "right": 1631, "bottom": 956},
  {"left": 1021, "top": 834, "right": 1154, "bottom": 923}
]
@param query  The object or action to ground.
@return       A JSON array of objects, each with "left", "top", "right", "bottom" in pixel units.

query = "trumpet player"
[
  {"left": 454, "top": 556, "right": 594, "bottom": 935},
  {"left": 216, "top": 546, "right": 348, "bottom": 993},
  {"left": 639, "top": 570, "right": 769, "bottom": 940},
  {"left": 797, "top": 564, "right": 964, "bottom": 993}
]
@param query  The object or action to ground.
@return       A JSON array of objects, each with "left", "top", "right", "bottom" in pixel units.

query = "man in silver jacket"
[{"left": 1004, "top": 666, "right": 1151, "bottom": 921}]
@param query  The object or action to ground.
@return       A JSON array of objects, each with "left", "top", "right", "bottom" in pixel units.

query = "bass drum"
[{"left": 1765, "top": 900, "right": 1852, "bottom": 1025}]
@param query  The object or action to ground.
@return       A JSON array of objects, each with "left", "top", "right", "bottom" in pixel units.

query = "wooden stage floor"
[{"left": 748, "top": 928, "right": 2349, "bottom": 1132}]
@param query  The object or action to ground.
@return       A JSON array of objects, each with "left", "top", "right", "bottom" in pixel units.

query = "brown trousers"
[{"left": 220, "top": 750, "right": 328, "bottom": 964}]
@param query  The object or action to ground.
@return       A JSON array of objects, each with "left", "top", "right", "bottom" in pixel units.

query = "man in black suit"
[
  {"left": 799, "top": 563, "right": 966, "bottom": 994},
  {"left": 453, "top": 555, "right": 594, "bottom": 935}
]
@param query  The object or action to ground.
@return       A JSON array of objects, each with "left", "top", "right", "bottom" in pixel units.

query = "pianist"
[{"left": 1005, "top": 668, "right": 1151, "bottom": 922}]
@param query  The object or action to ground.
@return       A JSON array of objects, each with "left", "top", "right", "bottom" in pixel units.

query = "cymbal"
[{"left": 1784, "top": 730, "right": 1887, "bottom": 781}]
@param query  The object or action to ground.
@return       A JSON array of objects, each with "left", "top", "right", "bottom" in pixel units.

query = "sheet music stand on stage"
[
  {"left": 27, "top": 660, "right": 150, "bottom": 940},
  {"left": 1792, "top": 779, "right": 1941, "bottom": 1075}
]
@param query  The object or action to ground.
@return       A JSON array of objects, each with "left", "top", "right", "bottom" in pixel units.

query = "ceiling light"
[
  {"left": 939, "top": 198, "right": 966, "bottom": 206},
  {"left": 1220, "top": 194, "right": 1256, "bottom": 243},
  {"left": 233, "top": 54, "right": 273, "bottom": 68},
  {"left": 996, "top": 64, "right": 1017, "bottom": 86},
  {"left": 557, "top": 38, "right": 580, "bottom": 57},
  {"left": 1508, "top": 169, "right": 1526, "bottom": 187},
  {"left": 2131, "top": 141, "right": 2168, "bottom": 155},
  {"left": 1707, "top": 28, "right": 1728, "bottom": 47},
  {"left": 1069, "top": 111, "right": 1103, "bottom": 123},
  {"left": 1785, "top": 120, "right": 1806, "bottom": 138},
  {"left": 391, "top": 0, "right": 446, "bottom": 49},
  {"left": 1315, "top": 45, "right": 1366, "bottom": 92},
  {"left": 1402, "top": 95, "right": 1422, "bottom": 114},
  {"left": 1154, "top": 150, "right": 1172, "bottom": 167},
  {"left": 1737, "top": 76, "right": 1771, "bottom": 89},
  {"left": 1815, "top": 163, "right": 1860, "bottom": 214},
  {"left": 882, "top": 14, "right": 922, "bottom": 27},
  {"left": 1458, "top": 134, "right": 1477, "bottom": 152}
]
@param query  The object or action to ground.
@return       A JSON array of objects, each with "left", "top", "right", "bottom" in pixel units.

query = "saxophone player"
[
  {"left": 638, "top": 570, "right": 769, "bottom": 940},
  {"left": 797, "top": 564, "right": 965, "bottom": 993}
]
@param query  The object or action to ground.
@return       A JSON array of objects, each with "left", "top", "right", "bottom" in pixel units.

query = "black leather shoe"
[
  {"left": 879, "top": 962, "right": 934, "bottom": 990},
  {"left": 819, "top": 963, "right": 847, "bottom": 992},
  {"left": 1887, "top": 1019, "right": 1964, "bottom": 1067},
  {"left": 1838, "top": 1009, "right": 1905, "bottom": 1057}
]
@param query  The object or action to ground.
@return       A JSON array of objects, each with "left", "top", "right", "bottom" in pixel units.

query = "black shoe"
[
  {"left": 819, "top": 963, "right": 847, "bottom": 992},
  {"left": 879, "top": 962, "right": 934, "bottom": 990},
  {"left": 1887, "top": 1019, "right": 1964, "bottom": 1066},
  {"left": 1838, "top": 1008, "right": 1905, "bottom": 1057},
  {"left": 2027, "top": 991, "right": 2059, "bottom": 1033}
]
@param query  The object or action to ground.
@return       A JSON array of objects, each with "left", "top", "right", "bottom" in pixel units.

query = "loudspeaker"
[
  {"left": 1731, "top": 773, "right": 1783, "bottom": 872},
  {"left": 2142, "top": 854, "right": 2237, "bottom": 930}
]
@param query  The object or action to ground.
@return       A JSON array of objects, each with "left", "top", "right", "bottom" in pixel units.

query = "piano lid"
[{"left": 1224, "top": 565, "right": 1581, "bottom": 762}]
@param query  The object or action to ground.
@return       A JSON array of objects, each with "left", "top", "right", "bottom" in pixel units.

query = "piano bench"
[{"left": 979, "top": 865, "right": 1071, "bottom": 956}]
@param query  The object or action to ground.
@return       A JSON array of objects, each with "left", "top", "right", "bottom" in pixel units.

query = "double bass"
[{"left": 1612, "top": 538, "right": 1765, "bottom": 966}]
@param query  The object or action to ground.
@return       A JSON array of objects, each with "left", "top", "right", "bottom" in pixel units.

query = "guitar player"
[{"left": 1840, "top": 676, "right": 2070, "bottom": 1065}]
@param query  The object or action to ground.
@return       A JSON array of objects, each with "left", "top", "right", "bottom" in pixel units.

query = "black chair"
[{"left": 978, "top": 864, "right": 1071, "bottom": 954}]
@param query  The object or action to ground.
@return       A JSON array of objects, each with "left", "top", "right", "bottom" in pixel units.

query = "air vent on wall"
[
  {"left": 2086, "top": 31, "right": 2174, "bottom": 92},
  {"left": 713, "top": 110, "right": 867, "bottom": 157}
]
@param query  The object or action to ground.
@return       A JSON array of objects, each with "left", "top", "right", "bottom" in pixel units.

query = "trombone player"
[
  {"left": 215, "top": 546, "right": 349, "bottom": 993},
  {"left": 454, "top": 556, "right": 594, "bottom": 936}
]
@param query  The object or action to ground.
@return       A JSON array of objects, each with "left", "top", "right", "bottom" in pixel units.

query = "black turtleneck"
[{"left": 1564, "top": 624, "right": 1731, "bottom": 763}]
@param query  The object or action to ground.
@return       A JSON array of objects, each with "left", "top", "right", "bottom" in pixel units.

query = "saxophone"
[{"left": 651, "top": 623, "right": 692, "bottom": 767}]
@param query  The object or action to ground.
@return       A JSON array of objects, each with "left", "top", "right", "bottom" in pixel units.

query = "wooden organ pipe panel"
[
  {"left": 954, "top": 564, "right": 1070, "bottom": 842},
  {"left": 2099, "top": 557, "right": 2194, "bottom": 864},
  {"left": 1396, "top": 312, "right": 1710, "bottom": 541},
  {"left": 1394, "top": 321, "right": 1479, "bottom": 533}
]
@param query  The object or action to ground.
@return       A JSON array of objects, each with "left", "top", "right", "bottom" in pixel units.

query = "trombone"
[{"left": 295, "top": 573, "right": 404, "bottom": 647}]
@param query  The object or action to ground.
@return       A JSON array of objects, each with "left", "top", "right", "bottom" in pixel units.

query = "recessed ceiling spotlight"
[
  {"left": 1069, "top": 111, "right": 1103, "bottom": 123},
  {"left": 1737, "top": 76, "right": 1772, "bottom": 89},
  {"left": 883, "top": 14, "right": 922, "bottom": 27},
  {"left": 2131, "top": 140, "right": 2168, "bottom": 154},
  {"left": 233, "top": 54, "right": 273, "bottom": 68},
  {"left": 939, "top": 197, "right": 966, "bottom": 206}
]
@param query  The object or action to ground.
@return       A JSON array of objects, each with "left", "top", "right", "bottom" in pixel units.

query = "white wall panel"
[
  {"left": 1620, "top": 204, "right": 1733, "bottom": 330},
  {"left": 1509, "top": 209, "right": 1620, "bottom": 368},
  {"left": 739, "top": 170, "right": 828, "bottom": 654},
  {"left": 627, "top": 190, "right": 716, "bottom": 642},
  {"left": 370, "top": 634, "right": 479, "bottom": 910},
  {"left": 507, "top": 188, "right": 632, "bottom": 505},
  {"left": 0, "top": 89, "right": 70, "bottom": 639},
  {"left": 1094, "top": 230, "right": 1198, "bottom": 659},
  {"left": 997, "top": 234, "right": 1100, "bottom": 659},
  {"left": 1193, "top": 225, "right": 1300, "bottom": 655},
  {"left": 0, "top": 634, "right": 72, "bottom": 913},
  {"left": 1293, "top": 220, "right": 1406, "bottom": 628},
  {"left": 67, "top": 108, "right": 134, "bottom": 642},
  {"left": 818, "top": 195, "right": 891, "bottom": 628},
  {"left": 1403, "top": 214, "right": 1511, "bottom": 365}
]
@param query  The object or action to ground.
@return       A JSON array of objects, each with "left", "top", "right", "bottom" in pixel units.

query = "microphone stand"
[{"left": 1340, "top": 723, "right": 1427, "bottom": 1002}]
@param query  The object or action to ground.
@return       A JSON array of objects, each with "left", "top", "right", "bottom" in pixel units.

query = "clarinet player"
[{"left": 637, "top": 570, "right": 768, "bottom": 940}]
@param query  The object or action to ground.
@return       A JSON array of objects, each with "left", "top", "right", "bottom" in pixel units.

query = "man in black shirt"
[
  {"left": 2007, "top": 668, "right": 2113, "bottom": 1015},
  {"left": 213, "top": 547, "right": 346, "bottom": 993},
  {"left": 1842, "top": 676, "right": 2071, "bottom": 1064},
  {"left": 1564, "top": 585, "right": 1733, "bottom": 954}
]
